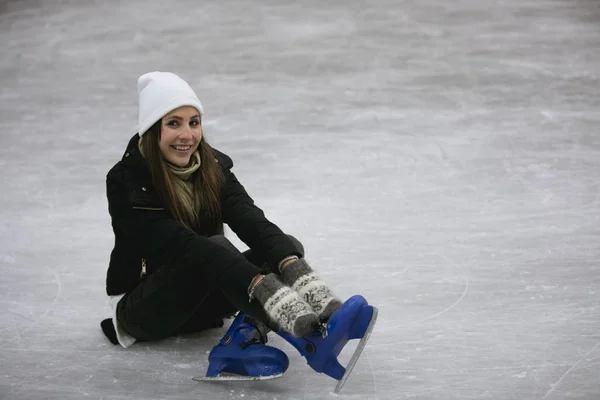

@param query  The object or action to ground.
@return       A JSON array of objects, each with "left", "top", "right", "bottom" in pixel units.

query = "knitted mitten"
[
  {"left": 279, "top": 258, "right": 342, "bottom": 322},
  {"left": 251, "top": 273, "right": 319, "bottom": 337}
]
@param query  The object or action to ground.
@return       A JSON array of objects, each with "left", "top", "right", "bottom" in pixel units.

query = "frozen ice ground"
[{"left": 1, "top": 0, "right": 599, "bottom": 398}]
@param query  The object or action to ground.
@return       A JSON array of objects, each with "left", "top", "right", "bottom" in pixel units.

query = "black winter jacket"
[{"left": 105, "top": 134, "right": 300, "bottom": 296}]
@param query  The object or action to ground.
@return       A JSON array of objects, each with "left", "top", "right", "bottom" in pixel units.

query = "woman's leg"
[
  {"left": 171, "top": 290, "right": 234, "bottom": 335},
  {"left": 116, "top": 234, "right": 309, "bottom": 341},
  {"left": 173, "top": 234, "right": 306, "bottom": 335},
  {"left": 116, "top": 235, "right": 267, "bottom": 341}
]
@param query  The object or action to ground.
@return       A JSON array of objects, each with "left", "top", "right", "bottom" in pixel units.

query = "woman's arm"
[{"left": 220, "top": 169, "right": 301, "bottom": 268}]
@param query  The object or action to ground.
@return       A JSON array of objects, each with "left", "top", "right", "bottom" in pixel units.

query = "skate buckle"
[{"left": 317, "top": 323, "right": 328, "bottom": 338}]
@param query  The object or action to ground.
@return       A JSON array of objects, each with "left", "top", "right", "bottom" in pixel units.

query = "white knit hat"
[{"left": 137, "top": 71, "right": 204, "bottom": 136}]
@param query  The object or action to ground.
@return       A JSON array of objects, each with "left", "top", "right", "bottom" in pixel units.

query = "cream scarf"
[{"left": 138, "top": 136, "right": 201, "bottom": 226}]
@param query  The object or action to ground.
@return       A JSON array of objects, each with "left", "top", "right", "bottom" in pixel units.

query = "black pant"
[{"left": 116, "top": 235, "right": 304, "bottom": 341}]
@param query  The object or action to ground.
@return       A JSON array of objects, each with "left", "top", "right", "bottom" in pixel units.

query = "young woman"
[{"left": 102, "top": 71, "right": 377, "bottom": 388}]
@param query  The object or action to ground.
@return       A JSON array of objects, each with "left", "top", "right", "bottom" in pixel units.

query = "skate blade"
[
  {"left": 193, "top": 372, "right": 283, "bottom": 382},
  {"left": 333, "top": 306, "right": 378, "bottom": 394}
]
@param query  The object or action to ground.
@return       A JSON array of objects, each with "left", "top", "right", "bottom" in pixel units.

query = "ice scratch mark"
[
  {"left": 365, "top": 348, "right": 379, "bottom": 397},
  {"left": 385, "top": 363, "right": 580, "bottom": 373},
  {"left": 409, "top": 276, "right": 468, "bottom": 325},
  {"left": 543, "top": 342, "right": 600, "bottom": 399},
  {"left": 4, "top": 266, "right": 62, "bottom": 345},
  {"left": 408, "top": 254, "right": 469, "bottom": 325},
  {"left": 532, "top": 333, "right": 560, "bottom": 398}
]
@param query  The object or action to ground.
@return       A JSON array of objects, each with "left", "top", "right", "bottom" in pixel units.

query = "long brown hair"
[{"left": 140, "top": 120, "right": 225, "bottom": 234}]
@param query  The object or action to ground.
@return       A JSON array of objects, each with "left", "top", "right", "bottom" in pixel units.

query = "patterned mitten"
[
  {"left": 251, "top": 273, "right": 319, "bottom": 337},
  {"left": 279, "top": 258, "right": 342, "bottom": 322}
]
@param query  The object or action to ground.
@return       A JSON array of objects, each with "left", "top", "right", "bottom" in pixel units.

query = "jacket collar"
[{"left": 120, "top": 133, "right": 144, "bottom": 168}]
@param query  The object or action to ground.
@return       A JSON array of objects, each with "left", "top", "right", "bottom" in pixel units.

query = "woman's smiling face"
[{"left": 159, "top": 106, "right": 202, "bottom": 167}]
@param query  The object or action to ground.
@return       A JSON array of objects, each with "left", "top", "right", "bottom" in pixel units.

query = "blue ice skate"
[
  {"left": 278, "top": 295, "right": 378, "bottom": 393},
  {"left": 193, "top": 314, "right": 289, "bottom": 381}
]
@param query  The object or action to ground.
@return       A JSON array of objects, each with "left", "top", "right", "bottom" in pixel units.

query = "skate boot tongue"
[{"left": 239, "top": 315, "right": 268, "bottom": 348}]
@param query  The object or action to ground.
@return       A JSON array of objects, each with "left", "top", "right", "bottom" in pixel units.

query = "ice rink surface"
[{"left": 1, "top": 0, "right": 599, "bottom": 398}]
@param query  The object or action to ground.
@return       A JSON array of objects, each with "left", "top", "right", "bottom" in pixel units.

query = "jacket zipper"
[{"left": 140, "top": 257, "right": 147, "bottom": 280}]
